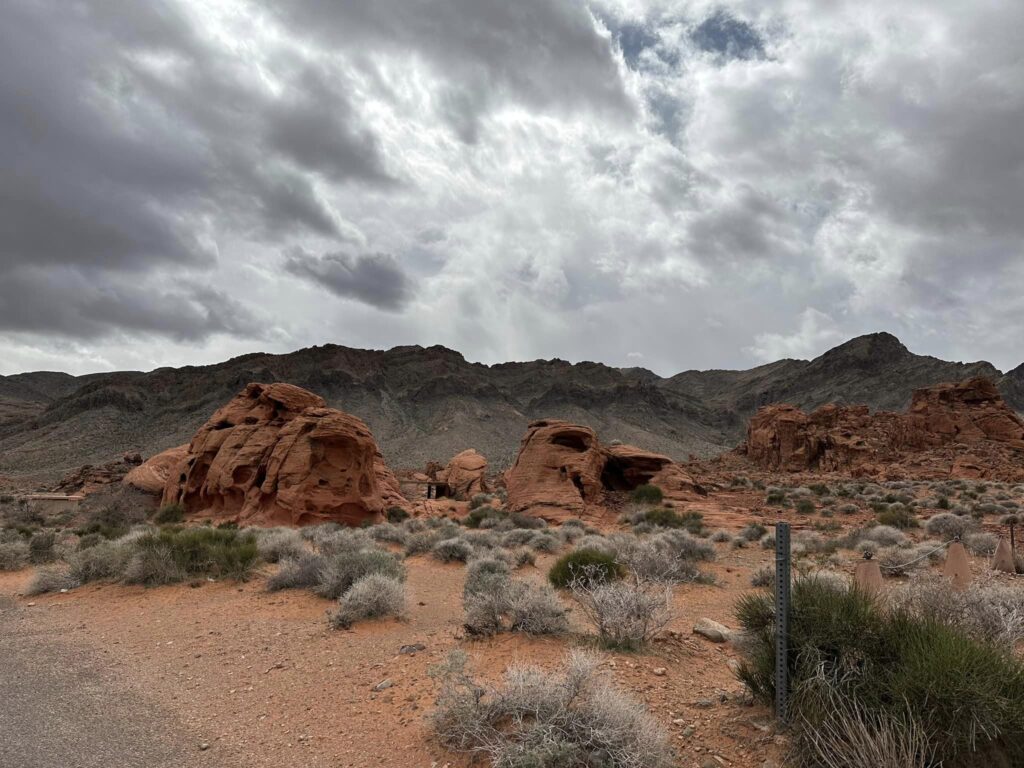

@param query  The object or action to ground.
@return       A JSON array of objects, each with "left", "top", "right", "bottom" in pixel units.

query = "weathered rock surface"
[
  {"left": 436, "top": 449, "right": 488, "bottom": 498},
  {"left": 743, "top": 378, "right": 1024, "bottom": 479},
  {"left": 54, "top": 452, "right": 144, "bottom": 495},
  {"left": 505, "top": 419, "right": 704, "bottom": 522},
  {"left": 123, "top": 444, "right": 189, "bottom": 494},
  {"left": 162, "top": 382, "right": 406, "bottom": 526}
]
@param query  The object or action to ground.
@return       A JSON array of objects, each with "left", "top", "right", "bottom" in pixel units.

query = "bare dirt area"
[{"left": 1, "top": 546, "right": 787, "bottom": 768}]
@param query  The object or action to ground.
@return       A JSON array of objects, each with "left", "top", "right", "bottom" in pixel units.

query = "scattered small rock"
[
  {"left": 695, "top": 698, "right": 714, "bottom": 709},
  {"left": 399, "top": 643, "right": 426, "bottom": 655},
  {"left": 652, "top": 667, "right": 667, "bottom": 676},
  {"left": 373, "top": 679, "right": 394, "bottom": 691},
  {"left": 199, "top": 742, "right": 210, "bottom": 751}
]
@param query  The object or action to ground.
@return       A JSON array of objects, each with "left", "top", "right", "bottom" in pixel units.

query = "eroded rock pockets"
[
  {"left": 145, "top": 382, "right": 406, "bottom": 526},
  {"left": 743, "top": 377, "right": 1024, "bottom": 478},
  {"left": 504, "top": 419, "right": 704, "bottom": 523}
]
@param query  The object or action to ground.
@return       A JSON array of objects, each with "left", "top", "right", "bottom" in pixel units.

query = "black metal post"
[{"left": 774, "top": 522, "right": 791, "bottom": 724}]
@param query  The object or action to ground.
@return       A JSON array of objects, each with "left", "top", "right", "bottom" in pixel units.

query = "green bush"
[
  {"left": 464, "top": 506, "right": 507, "bottom": 529},
  {"left": 548, "top": 548, "right": 623, "bottom": 588},
  {"left": 795, "top": 498, "right": 816, "bottom": 516},
  {"left": 876, "top": 505, "right": 919, "bottom": 529},
  {"left": 735, "top": 578, "right": 1024, "bottom": 767},
  {"left": 125, "top": 527, "right": 257, "bottom": 585},
  {"left": 385, "top": 506, "right": 409, "bottom": 523},
  {"left": 153, "top": 503, "right": 185, "bottom": 525},
  {"left": 635, "top": 507, "right": 704, "bottom": 533},
  {"left": 630, "top": 484, "right": 663, "bottom": 505},
  {"left": 766, "top": 490, "right": 787, "bottom": 506}
]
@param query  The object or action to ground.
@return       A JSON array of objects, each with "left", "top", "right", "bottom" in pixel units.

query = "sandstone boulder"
[
  {"left": 123, "top": 444, "right": 189, "bottom": 494},
  {"left": 505, "top": 420, "right": 703, "bottom": 523},
  {"left": 743, "top": 377, "right": 1024, "bottom": 478},
  {"left": 437, "top": 449, "right": 488, "bottom": 498},
  {"left": 162, "top": 382, "right": 406, "bottom": 526}
]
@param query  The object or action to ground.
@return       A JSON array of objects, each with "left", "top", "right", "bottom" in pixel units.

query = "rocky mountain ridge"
[{"left": 1, "top": 332, "right": 1021, "bottom": 486}]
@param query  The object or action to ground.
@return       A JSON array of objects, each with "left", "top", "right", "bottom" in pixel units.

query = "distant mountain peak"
[{"left": 814, "top": 332, "right": 910, "bottom": 367}]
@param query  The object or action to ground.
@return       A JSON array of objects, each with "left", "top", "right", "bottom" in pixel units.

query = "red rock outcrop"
[
  {"left": 437, "top": 449, "right": 488, "bottom": 498},
  {"left": 743, "top": 377, "right": 1024, "bottom": 479},
  {"left": 55, "top": 452, "right": 144, "bottom": 495},
  {"left": 161, "top": 382, "right": 407, "bottom": 526},
  {"left": 123, "top": 444, "right": 189, "bottom": 494},
  {"left": 505, "top": 419, "right": 704, "bottom": 523}
]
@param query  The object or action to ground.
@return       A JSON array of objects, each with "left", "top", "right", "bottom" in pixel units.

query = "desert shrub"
[
  {"left": 152, "top": 503, "right": 185, "bottom": 525},
  {"left": 963, "top": 532, "right": 998, "bottom": 556},
  {"left": 28, "top": 530, "right": 56, "bottom": 564},
  {"left": 431, "top": 537, "right": 474, "bottom": 563},
  {"left": 876, "top": 505, "right": 918, "bottom": 529},
  {"left": 731, "top": 535, "right": 749, "bottom": 549},
  {"left": 368, "top": 522, "right": 408, "bottom": 545},
  {"left": 735, "top": 577, "right": 1024, "bottom": 767},
  {"left": 329, "top": 573, "right": 406, "bottom": 629},
  {"left": 464, "top": 556, "right": 511, "bottom": 598},
  {"left": 710, "top": 529, "right": 731, "bottom": 543},
  {"left": 25, "top": 565, "right": 80, "bottom": 595},
  {"left": 838, "top": 503, "right": 860, "bottom": 515},
  {"left": 0, "top": 539, "right": 29, "bottom": 571},
  {"left": 266, "top": 552, "right": 324, "bottom": 591},
  {"left": 468, "top": 493, "right": 495, "bottom": 510},
  {"left": 315, "top": 527, "right": 375, "bottom": 556},
  {"left": 464, "top": 577, "right": 568, "bottom": 637},
  {"left": 569, "top": 572, "right": 673, "bottom": 650},
  {"left": 619, "top": 538, "right": 704, "bottom": 584},
  {"left": 889, "top": 574, "right": 1024, "bottom": 648},
  {"left": 557, "top": 523, "right": 585, "bottom": 544},
  {"left": 404, "top": 529, "right": 444, "bottom": 555},
  {"left": 503, "top": 547, "right": 536, "bottom": 569},
  {"left": 760, "top": 532, "right": 775, "bottom": 549},
  {"left": 385, "top": 506, "right": 409, "bottom": 523},
  {"left": 634, "top": 507, "right": 704, "bottom": 534},
  {"left": 766, "top": 488, "right": 787, "bottom": 505},
  {"left": 925, "top": 513, "right": 976, "bottom": 540},
  {"left": 256, "top": 528, "right": 306, "bottom": 563},
  {"left": 650, "top": 529, "right": 715, "bottom": 562},
  {"left": 750, "top": 564, "right": 773, "bottom": 588},
  {"left": 315, "top": 548, "right": 405, "bottom": 600},
  {"left": 937, "top": 496, "right": 951, "bottom": 510},
  {"left": 549, "top": 548, "right": 623, "bottom": 588},
  {"left": 740, "top": 523, "right": 768, "bottom": 541},
  {"left": 430, "top": 650, "right": 675, "bottom": 768},
  {"left": 528, "top": 531, "right": 561, "bottom": 553},
  {"left": 67, "top": 538, "right": 132, "bottom": 583},
  {"left": 876, "top": 545, "right": 932, "bottom": 577},
  {"left": 795, "top": 498, "right": 816, "bottom": 516},
  {"left": 630, "top": 484, "right": 663, "bottom": 505},
  {"left": 861, "top": 525, "right": 907, "bottom": 548}
]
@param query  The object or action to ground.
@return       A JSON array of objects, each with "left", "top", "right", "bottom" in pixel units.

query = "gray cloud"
[
  {"left": 283, "top": 248, "right": 415, "bottom": 312},
  {"left": 1, "top": 0, "right": 1024, "bottom": 377}
]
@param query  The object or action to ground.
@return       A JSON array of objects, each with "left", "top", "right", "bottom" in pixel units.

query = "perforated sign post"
[{"left": 774, "top": 522, "right": 791, "bottom": 724}]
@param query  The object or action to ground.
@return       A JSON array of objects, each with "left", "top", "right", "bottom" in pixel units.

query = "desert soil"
[{"left": 0, "top": 542, "right": 793, "bottom": 768}]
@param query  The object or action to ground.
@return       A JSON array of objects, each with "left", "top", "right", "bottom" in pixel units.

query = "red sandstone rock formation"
[
  {"left": 161, "top": 382, "right": 407, "bottom": 526},
  {"left": 743, "top": 377, "right": 1024, "bottom": 479},
  {"left": 437, "top": 449, "right": 488, "bottom": 498},
  {"left": 505, "top": 419, "right": 703, "bottom": 522},
  {"left": 123, "top": 444, "right": 189, "bottom": 494}
]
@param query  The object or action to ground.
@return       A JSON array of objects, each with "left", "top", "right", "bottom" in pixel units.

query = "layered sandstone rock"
[
  {"left": 161, "top": 382, "right": 406, "bottom": 526},
  {"left": 505, "top": 419, "right": 703, "bottom": 522},
  {"left": 743, "top": 377, "right": 1024, "bottom": 478},
  {"left": 437, "top": 449, "right": 488, "bottom": 498},
  {"left": 123, "top": 444, "right": 189, "bottom": 494},
  {"left": 55, "top": 452, "right": 144, "bottom": 495}
]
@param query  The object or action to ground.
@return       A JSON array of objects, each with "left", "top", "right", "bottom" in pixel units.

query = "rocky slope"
[{"left": 0, "top": 332, "right": 1021, "bottom": 486}]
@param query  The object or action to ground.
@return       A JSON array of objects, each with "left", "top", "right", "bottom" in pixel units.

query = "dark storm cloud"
[
  {"left": 283, "top": 248, "right": 415, "bottom": 312},
  {"left": 692, "top": 10, "right": 765, "bottom": 60},
  {"left": 274, "top": 0, "right": 635, "bottom": 136},
  {"left": 0, "top": 0, "right": 391, "bottom": 340},
  {"left": 0, "top": 266, "right": 259, "bottom": 341}
]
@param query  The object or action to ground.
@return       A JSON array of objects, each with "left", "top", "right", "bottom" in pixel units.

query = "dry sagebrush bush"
[
  {"left": 430, "top": 650, "right": 675, "bottom": 768},
  {"left": 315, "top": 548, "right": 405, "bottom": 599},
  {"left": 889, "top": 573, "right": 1024, "bottom": 647},
  {"left": 256, "top": 527, "right": 307, "bottom": 563},
  {"left": 0, "top": 539, "right": 29, "bottom": 571},
  {"left": 569, "top": 569, "right": 673, "bottom": 650},
  {"left": 464, "top": 575, "right": 569, "bottom": 637},
  {"left": 329, "top": 573, "right": 406, "bottom": 629}
]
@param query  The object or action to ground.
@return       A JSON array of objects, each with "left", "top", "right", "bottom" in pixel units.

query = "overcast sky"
[{"left": 2, "top": 0, "right": 1023, "bottom": 376}]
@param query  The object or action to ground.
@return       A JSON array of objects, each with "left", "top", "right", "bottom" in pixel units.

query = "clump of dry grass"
[
  {"left": 430, "top": 649, "right": 675, "bottom": 768},
  {"left": 329, "top": 573, "right": 406, "bottom": 629}
]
